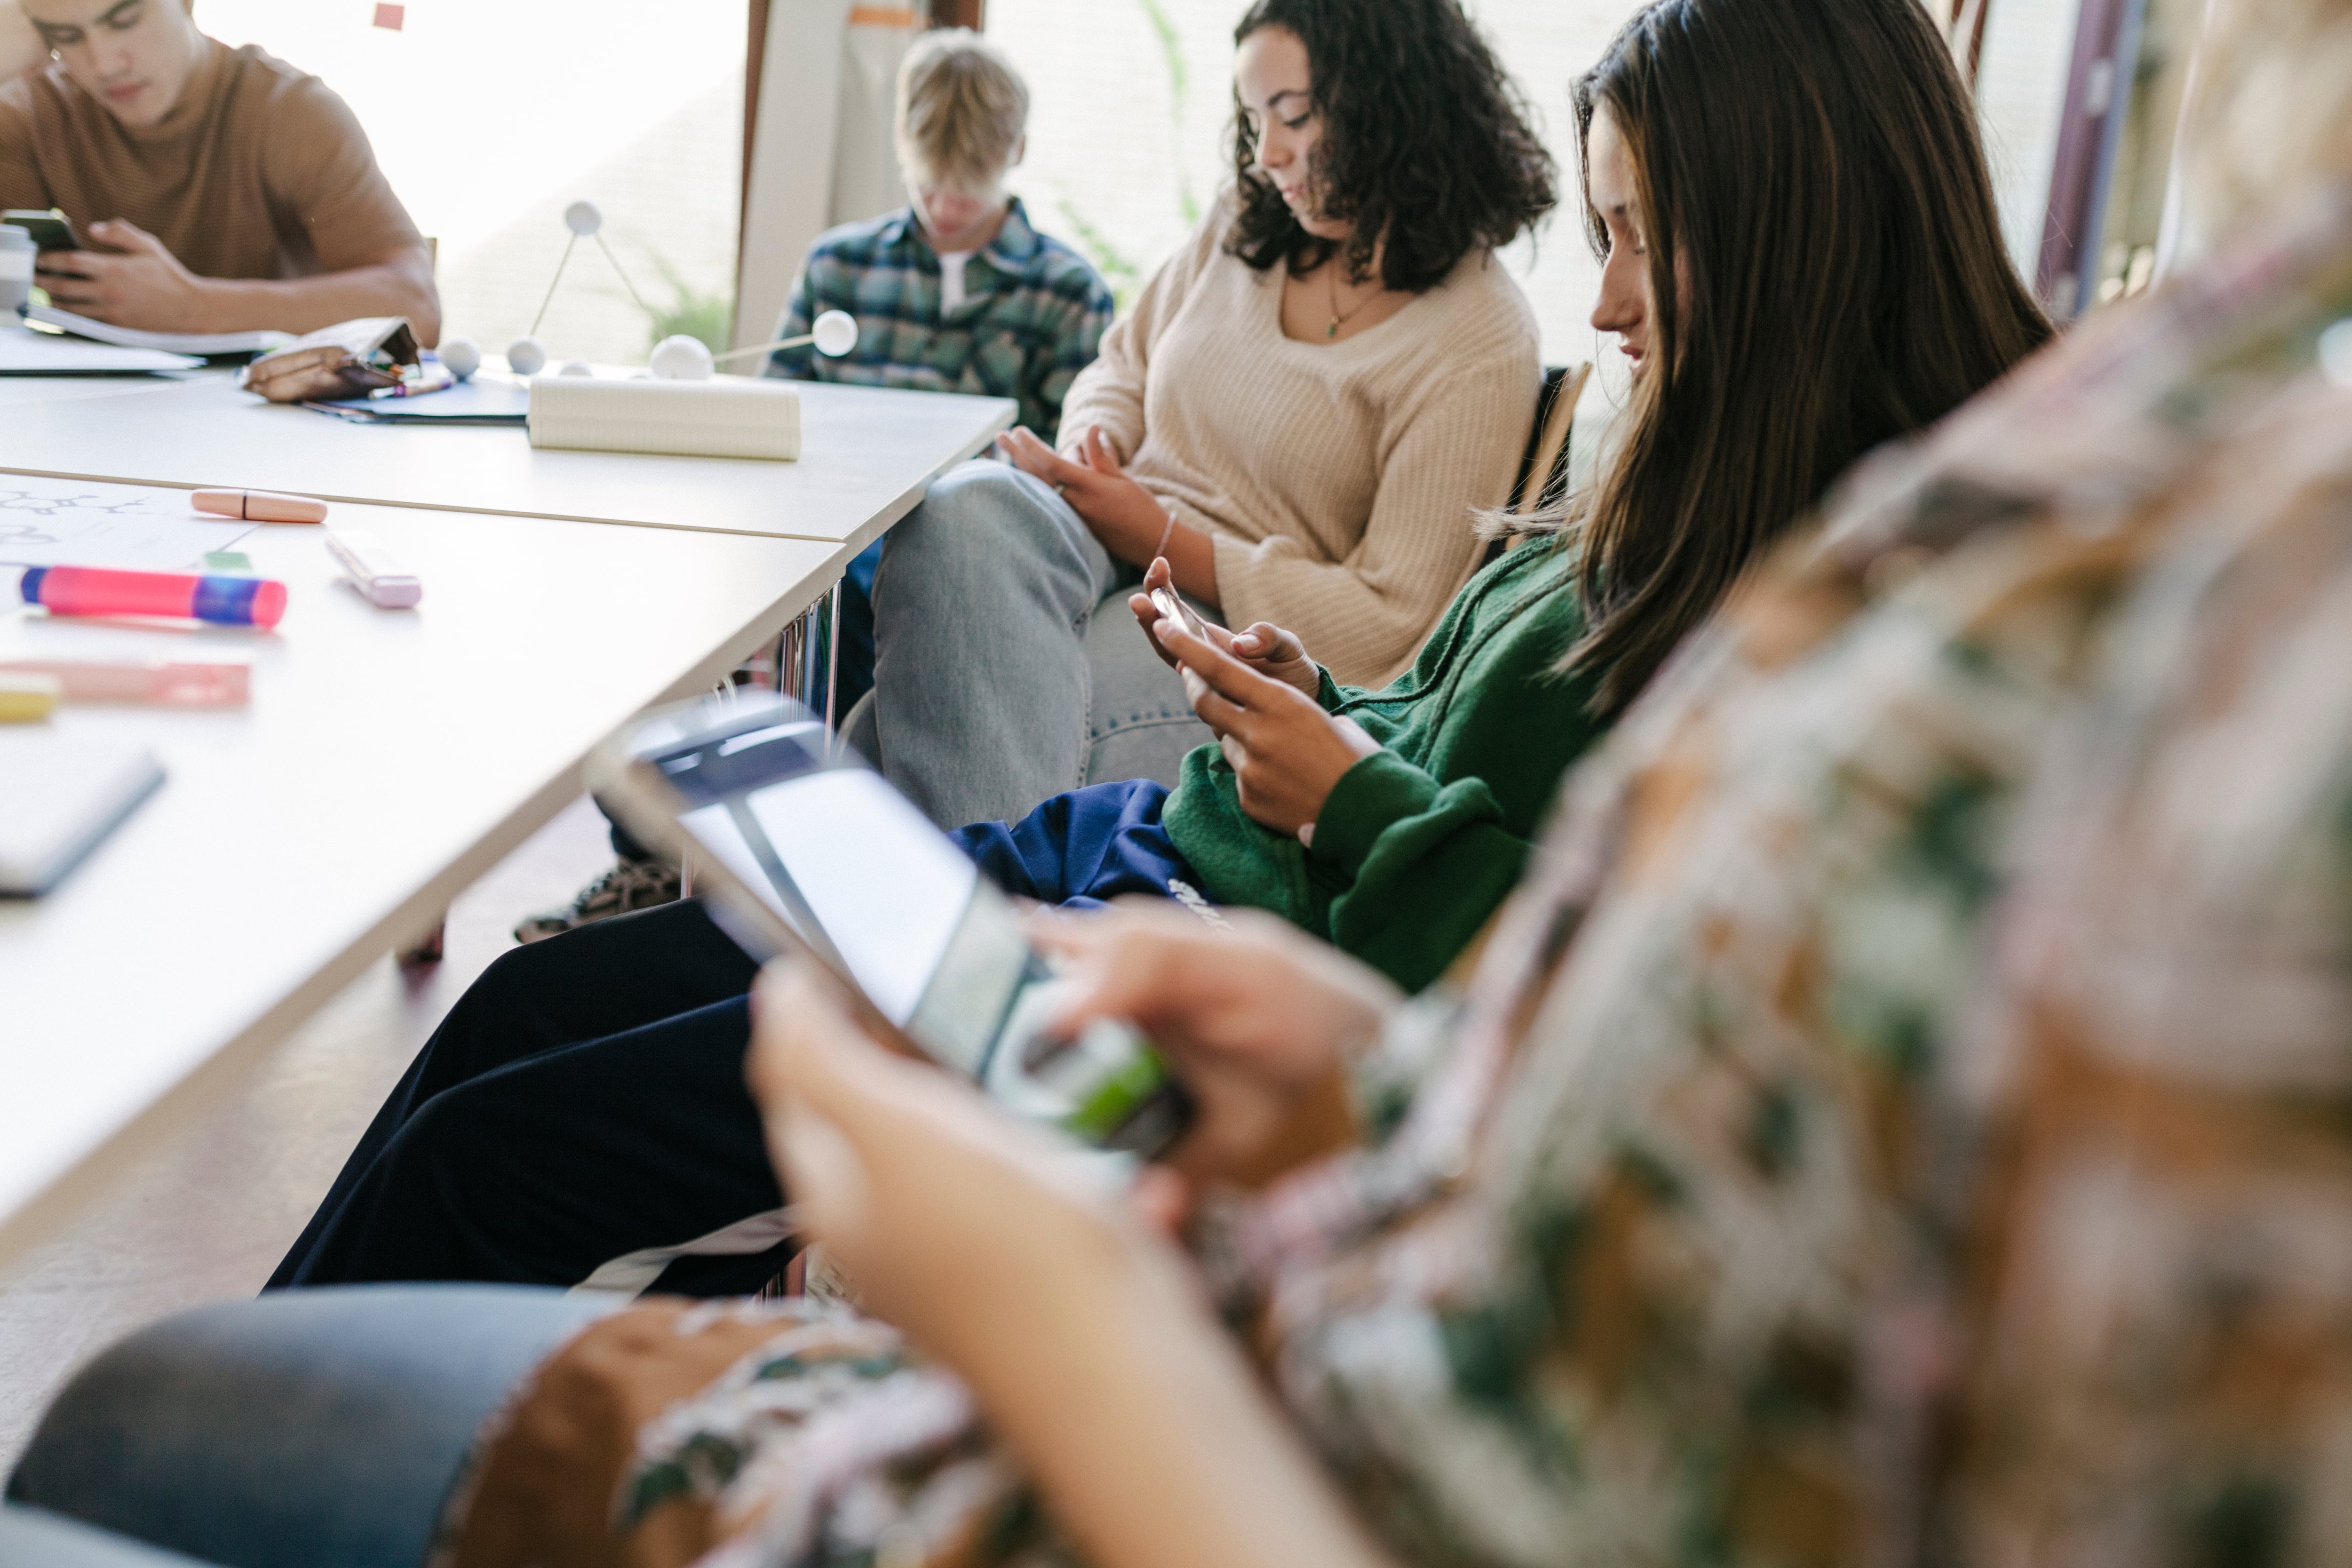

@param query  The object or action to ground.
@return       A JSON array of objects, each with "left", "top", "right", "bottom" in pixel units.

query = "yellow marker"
[{"left": 0, "top": 670, "right": 62, "bottom": 722}]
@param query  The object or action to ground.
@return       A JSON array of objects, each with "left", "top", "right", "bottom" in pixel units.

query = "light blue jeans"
[
  {"left": 5, "top": 1287, "right": 608, "bottom": 1568},
  {"left": 869, "top": 460, "right": 1213, "bottom": 829}
]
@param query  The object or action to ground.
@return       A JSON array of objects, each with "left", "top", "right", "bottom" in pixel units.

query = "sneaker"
[{"left": 512, "top": 857, "right": 683, "bottom": 944}]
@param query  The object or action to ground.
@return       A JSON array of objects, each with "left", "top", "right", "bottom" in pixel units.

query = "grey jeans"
[{"left": 868, "top": 460, "right": 1213, "bottom": 829}]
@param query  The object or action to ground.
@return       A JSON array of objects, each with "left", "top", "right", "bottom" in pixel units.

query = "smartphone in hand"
[
  {"left": 1149, "top": 583, "right": 1210, "bottom": 644},
  {"left": 4, "top": 210, "right": 83, "bottom": 253},
  {"left": 594, "top": 693, "right": 1195, "bottom": 1159}
]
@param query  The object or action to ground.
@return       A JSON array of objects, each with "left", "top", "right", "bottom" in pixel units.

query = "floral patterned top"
[{"left": 442, "top": 187, "right": 2352, "bottom": 1568}]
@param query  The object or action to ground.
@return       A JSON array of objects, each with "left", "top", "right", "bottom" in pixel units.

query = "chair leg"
[{"left": 397, "top": 915, "right": 446, "bottom": 967}]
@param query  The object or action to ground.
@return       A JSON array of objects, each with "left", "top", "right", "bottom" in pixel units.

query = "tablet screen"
[{"left": 655, "top": 718, "right": 1028, "bottom": 1077}]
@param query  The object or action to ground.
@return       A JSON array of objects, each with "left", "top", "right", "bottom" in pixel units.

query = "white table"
[
  {"left": 0, "top": 374, "right": 1016, "bottom": 547},
  {"left": 0, "top": 374, "right": 209, "bottom": 409},
  {"left": 0, "top": 493, "right": 847, "bottom": 1266}
]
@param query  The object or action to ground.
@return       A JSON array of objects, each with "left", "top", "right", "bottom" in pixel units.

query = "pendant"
[{"left": 1327, "top": 320, "right": 1339, "bottom": 338}]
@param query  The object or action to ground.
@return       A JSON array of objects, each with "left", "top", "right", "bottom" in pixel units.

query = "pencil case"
[{"left": 525, "top": 376, "right": 802, "bottom": 462}]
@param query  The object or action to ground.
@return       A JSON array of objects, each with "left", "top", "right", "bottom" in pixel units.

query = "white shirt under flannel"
[{"left": 762, "top": 199, "right": 1114, "bottom": 442}]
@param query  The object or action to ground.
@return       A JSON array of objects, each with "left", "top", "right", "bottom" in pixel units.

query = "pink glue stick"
[{"left": 6, "top": 565, "right": 287, "bottom": 629}]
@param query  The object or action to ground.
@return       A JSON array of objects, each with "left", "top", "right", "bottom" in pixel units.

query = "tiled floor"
[{"left": 0, "top": 794, "right": 614, "bottom": 1470}]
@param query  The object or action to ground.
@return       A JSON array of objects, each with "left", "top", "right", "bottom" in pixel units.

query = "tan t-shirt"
[{"left": 0, "top": 35, "right": 422, "bottom": 281}]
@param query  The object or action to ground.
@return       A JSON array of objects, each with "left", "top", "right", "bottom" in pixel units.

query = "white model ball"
[
  {"left": 811, "top": 310, "right": 859, "bottom": 358},
  {"left": 437, "top": 336, "right": 481, "bottom": 381},
  {"left": 648, "top": 334, "right": 715, "bottom": 381},
  {"left": 563, "top": 199, "right": 603, "bottom": 238},
  {"left": 506, "top": 335, "right": 547, "bottom": 376},
  {"left": 558, "top": 359, "right": 594, "bottom": 377}
]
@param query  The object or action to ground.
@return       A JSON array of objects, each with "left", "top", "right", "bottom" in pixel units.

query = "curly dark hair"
[{"left": 1225, "top": 0, "right": 1556, "bottom": 293}]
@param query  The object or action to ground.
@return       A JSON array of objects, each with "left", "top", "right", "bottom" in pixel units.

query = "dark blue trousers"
[{"left": 269, "top": 781, "right": 1199, "bottom": 1295}]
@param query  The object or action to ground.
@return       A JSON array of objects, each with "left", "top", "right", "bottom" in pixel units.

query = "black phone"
[
  {"left": 3, "top": 210, "right": 83, "bottom": 253},
  {"left": 591, "top": 692, "right": 1196, "bottom": 1160}
]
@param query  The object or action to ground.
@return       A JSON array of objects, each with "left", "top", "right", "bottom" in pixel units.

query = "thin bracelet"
[{"left": 1153, "top": 511, "right": 1178, "bottom": 564}]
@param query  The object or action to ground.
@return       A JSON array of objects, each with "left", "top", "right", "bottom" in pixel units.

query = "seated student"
[
  {"left": 768, "top": 29, "right": 1113, "bottom": 716},
  {"left": 864, "top": 0, "right": 1554, "bottom": 834},
  {"left": 257, "top": 0, "right": 2047, "bottom": 1298},
  {"left": 518, "top": 28, "right": 1113, "bottom": 944},
  {"left": 19, "top": 6, "right": 2352, "bottom": 1562},
  {"left": 0, "top": 0, "right": 437, "bottom": 338}
]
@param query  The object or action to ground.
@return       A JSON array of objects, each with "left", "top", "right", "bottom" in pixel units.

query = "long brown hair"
[{"left": 1562, "top": 0, "right": 2051, "bottom": 713}]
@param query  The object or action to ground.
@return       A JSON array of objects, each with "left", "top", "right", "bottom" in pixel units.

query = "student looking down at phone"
[
  {"left": 857, "top": 0, "right": 1554, "bottom": 836},
  {"left": 261, "top": 0, "right": 2047, "bottom": 1302},
  {"left": 0, "top": 0, "right": 438, "bottom": 339}
]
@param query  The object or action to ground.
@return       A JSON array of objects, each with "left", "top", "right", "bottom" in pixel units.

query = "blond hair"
[{"left": 895, "top": 28, "right": 1028, "bottom": 189}]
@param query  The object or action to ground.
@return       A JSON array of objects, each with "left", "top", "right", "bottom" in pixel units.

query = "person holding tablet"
[
  {"left": 254, "top": 0, "right": 2047, "bottom": 1301},
  {"left": 39, "top": 0, "right": 2352, "bottom": 1554},
  {"left": 0, "top": 0, "right": 438, "bottom": 339}
]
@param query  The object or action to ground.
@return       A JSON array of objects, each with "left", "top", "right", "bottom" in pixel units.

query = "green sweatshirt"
[{"left": 1162, "top": 539, "right": 1603, "bottom": 992}]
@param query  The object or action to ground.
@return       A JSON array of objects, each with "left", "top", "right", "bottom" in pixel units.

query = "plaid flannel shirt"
[{"left": 761, "top": 198, "right": 1113, "bottom": 441}]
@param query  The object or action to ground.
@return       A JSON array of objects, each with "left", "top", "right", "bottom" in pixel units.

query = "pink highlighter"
[{"left": 6, "top": 565, "right": 288, "bottom": 629}]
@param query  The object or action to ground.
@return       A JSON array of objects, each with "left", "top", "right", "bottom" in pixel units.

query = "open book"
[
  {"left": 1, "top": 323, "right": 200, "bottom": 374},
  {"left": 26, "top": 303, "right": 290, "bottom": 358}
]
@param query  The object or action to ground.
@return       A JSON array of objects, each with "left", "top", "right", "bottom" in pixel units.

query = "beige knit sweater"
[{"left": 1057, "top": 209, "right": 1541, "bottom": 686}]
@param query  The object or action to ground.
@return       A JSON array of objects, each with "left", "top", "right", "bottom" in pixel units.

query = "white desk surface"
[
  {"left": 0, "top": 493, "right": 846, "bottom": 1266},
  {"left": 0, "top": 373, "right": 1015, "bottom": 547},
  {"left": 0, "top": 374, "right": 207, "bottom": 409}
]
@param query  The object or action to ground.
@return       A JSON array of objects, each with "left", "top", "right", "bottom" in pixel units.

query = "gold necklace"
[{"left": 1326, "top": 263, "right": 1379, "bottom": 339}]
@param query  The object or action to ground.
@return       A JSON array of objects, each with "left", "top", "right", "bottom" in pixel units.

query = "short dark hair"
[
  {"left": 1225, "top": 0, "right": 1557, "bottom": 294},
  {"left": 1561, "top": 0, "right": 2053, "bottom": 713}
]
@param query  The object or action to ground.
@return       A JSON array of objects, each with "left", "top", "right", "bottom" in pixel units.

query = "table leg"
[{"left": 824, "top": 578, "right": 842, "bottom": 731}]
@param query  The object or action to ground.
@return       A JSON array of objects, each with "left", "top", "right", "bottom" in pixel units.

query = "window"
[
  {"left": 196, "top": 0, "right": 748, "bottom": 363},
  {"left": 987, "top": 0, "right": 1645, "bottom": 376}
]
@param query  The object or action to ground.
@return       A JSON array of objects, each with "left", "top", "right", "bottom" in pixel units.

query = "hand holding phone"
[
  {"left": 1148, "top": 581, "right": 1209, "bottom": 644},
  {"left": 4, "top": 209, "right": 82, "bottom": 254},
  {"left": 1132, "top": 557, "right": 1322, "bottom": 697},
  {"left": 592, "top": 694, "right": 1194, "bottom": 1158}
]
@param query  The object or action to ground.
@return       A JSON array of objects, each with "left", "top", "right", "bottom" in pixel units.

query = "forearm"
[
  {"left": 971, "top": 1228, "right": 1393, "bottom": 1568},
  {"left": 193, "top": 252, "right": 441, "bottom": 342},
  {"left": 1317, "top": 759, "right": 1526, "bottom": 992}
]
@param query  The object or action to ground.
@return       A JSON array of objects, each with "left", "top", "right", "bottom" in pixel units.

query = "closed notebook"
[{"left": 0, "top": 734, "right": 166, "bottom": 895}]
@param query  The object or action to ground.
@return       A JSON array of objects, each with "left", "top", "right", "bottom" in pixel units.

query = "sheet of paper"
[
  {"left": 24, "top": 305, "right": 288, "bottom": 358},
  {"left": 0, "top": 325, "right": 202, "bottom": 374},
  {"left": 0, "top": 478, "right": 257, "bottom": 570}
]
